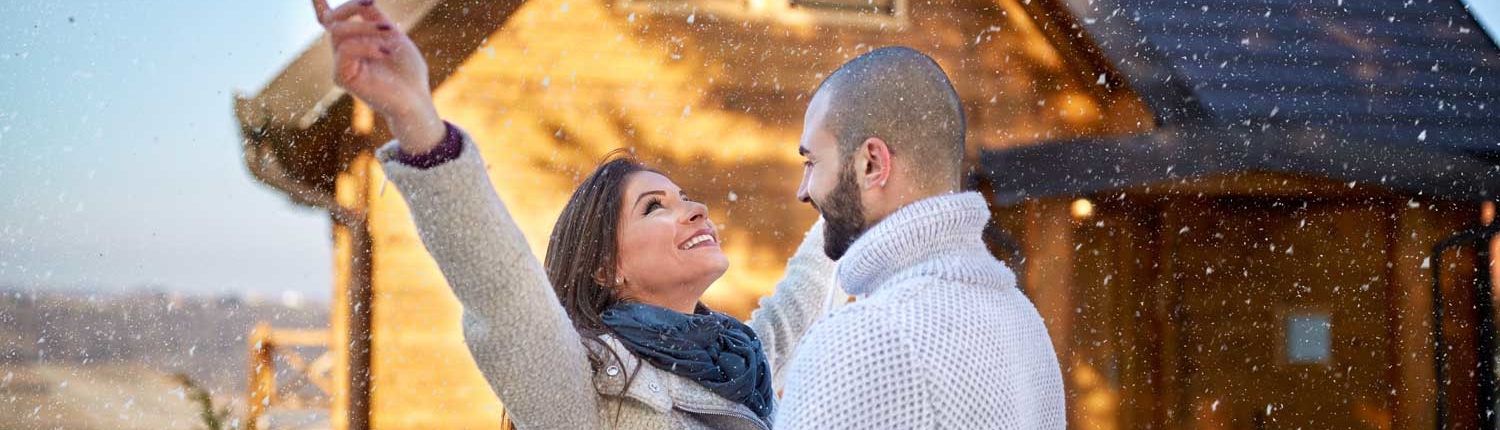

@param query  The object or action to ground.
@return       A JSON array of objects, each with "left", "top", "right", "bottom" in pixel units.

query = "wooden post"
[
  {"left": 1153, "top": 198, "right": 1191, "bottom": 428},
  {"left": 1022, "top": 198, "right": 1078, "bottom": 428},
  {"left": 1391, "top": 203, "right": 1440, "bottom": 429},
  {"left": 330, "top": 148, "right": 374, "bottom": 430},
  {"left": 345, "top": 153, "right": 375, "bottom": 430},
  {"left": 1024, "top": 198, "right": 1077, "bottom": 362},
  {"left": 248, "top": 322, "right": 275, "bottom": 430},
  {"left": 1113, "top": 201, "right": 1161, "bottom": 430}
]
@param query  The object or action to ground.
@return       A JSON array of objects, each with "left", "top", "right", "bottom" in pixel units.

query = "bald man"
[{"left": 776, "top": 47, "right": 1066, "bottom": 429}]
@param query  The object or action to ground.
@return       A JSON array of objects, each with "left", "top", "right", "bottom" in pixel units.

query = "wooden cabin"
[{"left": 234, "top": 0, "right": 1500, "bottom": 428}]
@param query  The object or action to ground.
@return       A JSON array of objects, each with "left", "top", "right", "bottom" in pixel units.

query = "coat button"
[
  {"left": 606, "top": 366, "right": 620, "bottom": 376},
  {"left": 649, "top": 383, "right": 661, "bottom": 392}
]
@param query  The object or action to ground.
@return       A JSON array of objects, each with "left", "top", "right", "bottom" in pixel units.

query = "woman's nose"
[{"left": 683, "top": 201, "right": 707, "bottom": 224}]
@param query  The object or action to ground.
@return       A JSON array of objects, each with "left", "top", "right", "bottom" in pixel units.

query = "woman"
[{"left": 310, "top": 1, "right": 838, "bottom": 429}]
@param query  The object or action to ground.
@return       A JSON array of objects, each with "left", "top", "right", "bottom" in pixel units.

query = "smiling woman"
[
  {"left": 543, "top": 149, "right": 733, "bottom": 349},
  {"left": 610, "top": 170, "right": 729, "bottom": 312},
  {"left": 370, "top": 113, "right": 835, "bottom": 430}
]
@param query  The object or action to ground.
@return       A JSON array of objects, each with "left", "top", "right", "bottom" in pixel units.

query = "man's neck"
[{"left": 866, "top": 187, "right": 959, "bottom": 227}]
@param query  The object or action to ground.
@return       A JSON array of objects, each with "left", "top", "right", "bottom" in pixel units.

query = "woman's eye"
[{"left": 645, "top": 201, "right": 664, "bottom": 213}]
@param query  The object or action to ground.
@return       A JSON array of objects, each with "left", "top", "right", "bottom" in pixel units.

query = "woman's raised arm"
[
  {"left": 314, "top": 1, "right": 602, "bottom": 427},
  {"left": 312, "top": 0, "right": 443, "bottom": 154}
]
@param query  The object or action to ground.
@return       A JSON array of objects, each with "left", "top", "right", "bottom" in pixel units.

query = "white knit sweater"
[{"left": 774, "top": 192, "right": 1067, "bottom": 429}]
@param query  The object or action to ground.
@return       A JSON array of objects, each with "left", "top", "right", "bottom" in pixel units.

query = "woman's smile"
[{"left": 678, "top": 228, "right": 719, "bottom": 250}]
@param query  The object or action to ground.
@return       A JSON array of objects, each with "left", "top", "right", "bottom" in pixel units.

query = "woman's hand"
[{"left": 313, "top": 0, "right": 445, "bottom": 154}]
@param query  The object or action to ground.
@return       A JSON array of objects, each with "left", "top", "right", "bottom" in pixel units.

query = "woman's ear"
[
  {"left": 592, "top": 267, "right": 611, "bottom": 286},
  {"left": 593, "top": 266, "right": 626, "bottom": 287}
]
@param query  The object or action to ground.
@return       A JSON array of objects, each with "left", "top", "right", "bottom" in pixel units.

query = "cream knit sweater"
[{"left": 775, "top": 192, "right": 1067, "bottom": 430}]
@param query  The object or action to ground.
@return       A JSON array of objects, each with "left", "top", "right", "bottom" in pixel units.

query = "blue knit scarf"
[{"left": 600, "top": 302, "right": 774, "bottom": 419}]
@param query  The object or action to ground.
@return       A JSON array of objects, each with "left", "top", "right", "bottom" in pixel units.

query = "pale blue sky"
[
  {"left": 1464, "top": 1, "right": 1500, "bottom": 50},
  {"left": 0, "top": 0, "right": 1497, "bottom": 300},
  {"left": 0, "top": 0, "right": 331, "bottom": 298}
]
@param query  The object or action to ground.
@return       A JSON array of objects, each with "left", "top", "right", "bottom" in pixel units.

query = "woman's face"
[{"left": 612, "top": 171, "right": 728, "bottom": 309}]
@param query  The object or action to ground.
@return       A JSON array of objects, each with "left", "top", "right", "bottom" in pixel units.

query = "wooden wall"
[
  {"left": 321, "top": 0, "right": 1496, "bottom": 426},
  {"left": 991, "top": 172, "right": 1485, "bottom": 430}
]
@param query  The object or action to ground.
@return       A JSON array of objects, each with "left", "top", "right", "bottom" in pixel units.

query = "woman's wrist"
[{"left": 386, "top": 101, "right": 445, "bottom": 155}]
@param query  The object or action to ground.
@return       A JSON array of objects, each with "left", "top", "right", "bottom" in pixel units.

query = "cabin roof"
[
  {"left": 233, "top": 0, "right": 521, "bottom": 194},
  {"left": 236, "top": 0, "right": 1500, "bottom": 205},
  {"left": 982, "top": 0, "right": 1500, "bottom": 203}
]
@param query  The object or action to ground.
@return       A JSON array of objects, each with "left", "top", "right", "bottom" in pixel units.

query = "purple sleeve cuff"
[{"left": 395, "top": 121, "right": 463, "bottom": 169}]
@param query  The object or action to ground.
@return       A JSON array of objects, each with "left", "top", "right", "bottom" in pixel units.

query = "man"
[{"left": 775, "top": 46, "right": 1066, "bottom": 429}]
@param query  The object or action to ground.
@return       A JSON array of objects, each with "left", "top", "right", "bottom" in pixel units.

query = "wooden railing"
[{"left": 246, "top": 322, "right": 333, "bottom": 430}]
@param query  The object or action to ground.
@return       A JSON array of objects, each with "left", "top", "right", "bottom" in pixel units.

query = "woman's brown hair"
[
  {"left": 544, "top": 149, "right": 653, "bottom": 340},
  {"left": 542, "top": 149, "right": 654, "bottom": 421}
]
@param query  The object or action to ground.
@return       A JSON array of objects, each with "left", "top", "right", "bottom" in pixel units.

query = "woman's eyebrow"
[{"left": 634, "top": 190, "right": 667, "bottom": 208}]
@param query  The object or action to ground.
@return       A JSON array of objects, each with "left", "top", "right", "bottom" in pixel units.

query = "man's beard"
[{"left": 818, "top": 164, "right": 867, "bottom": 261}]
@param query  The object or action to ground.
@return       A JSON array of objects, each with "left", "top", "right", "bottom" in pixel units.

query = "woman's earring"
[{"left": 615, "top": 276, "right": 624, "bottom": 286}]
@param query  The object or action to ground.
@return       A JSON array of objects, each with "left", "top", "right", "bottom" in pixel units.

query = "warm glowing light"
[
  {"left": 1056, "top": 91, "right": 1101, "bottom": 126},
  {"left": 1071, "top": 198, "right": 1094, "bottom": 220}
]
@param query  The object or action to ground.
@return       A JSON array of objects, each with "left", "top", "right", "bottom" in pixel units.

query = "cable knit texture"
[
  {"left": 374, "top": 128, "right": 837, "bottom": 430},
  {"left": 775, "top": 192, "right": 1067, "bottom": 430}
]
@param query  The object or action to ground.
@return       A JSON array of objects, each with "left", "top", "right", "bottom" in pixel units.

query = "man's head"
[{"left": 796, "top": 46, "right": 966, "bottom": 260}]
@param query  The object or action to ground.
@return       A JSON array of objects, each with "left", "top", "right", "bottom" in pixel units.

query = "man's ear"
[{"left": 860, "top": 137, "right": 892, "bottom": 189}]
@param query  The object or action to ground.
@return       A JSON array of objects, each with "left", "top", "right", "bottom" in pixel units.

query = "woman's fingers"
[
  {"left": 324, "top": 0, "right": 371, "bottom": 24},
  {"left": 355, "top": 2, "right": 393, "bottom": 25},
  {"left": 311, "top": 0, "right": 332, "bottom": 26},
  {"left": 337, "top": 36, "right": 392, "bottom": 62},
  {"left": 333, "top": 37, "right": 390, "bottom": 85},
  {"left": 329, "top": 20, "right": 394, "bottom": 44},
  {"left": 325, "top": 0, "right": 393, "bottom": 27},
  {"left": 314, "top": 0, "right": 431, "bottom": 124}
]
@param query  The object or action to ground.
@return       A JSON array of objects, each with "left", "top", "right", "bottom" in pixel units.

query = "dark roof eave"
[{"left": 980, "top": 125, "right": 1500, "bottom": 205}]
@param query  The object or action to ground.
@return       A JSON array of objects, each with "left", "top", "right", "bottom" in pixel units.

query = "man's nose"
[{"left": 796, "top": 173, "right": 812, "bottom": 203}]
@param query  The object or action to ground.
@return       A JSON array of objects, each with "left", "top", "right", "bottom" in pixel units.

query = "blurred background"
[{"left": 4, "top": 0, "right": 1500, "bottom": 429}]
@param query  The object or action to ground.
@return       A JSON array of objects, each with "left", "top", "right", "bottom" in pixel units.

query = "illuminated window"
[
  {"left": 1286, "top": 312, "right": 1331, "bottom": 364},
  {"left": 790, "top": 0, "right": 898, "bottom": 15}
]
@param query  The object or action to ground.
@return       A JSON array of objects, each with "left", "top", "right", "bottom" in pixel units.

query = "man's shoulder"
[
  {"left": 798, "top": 298, "right": 909, "bottom": 354},
  {"left": 881, "top": 253, "right": 1016, "bottom": 292},
  {"left": 815, "top": 297, "right": 896, "bottom": 332}
]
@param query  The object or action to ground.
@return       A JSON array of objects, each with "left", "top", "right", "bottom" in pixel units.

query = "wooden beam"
[
  {"left": 1152, "top": 198, "right": 1194, "bottom": 428},
  {"left": 345, "top": 153, "right": 376, "bottom": 430},
  {"left": 247, "top": 322, "right": 276, "bottom": 430},
  {"left": 1390, "top": 201, "right": 1440, "bottom": 430}
]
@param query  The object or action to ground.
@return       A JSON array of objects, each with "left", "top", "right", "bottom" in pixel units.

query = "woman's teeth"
[{"left": 680, "top": 234, "right": 715, "bottom": 250}]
